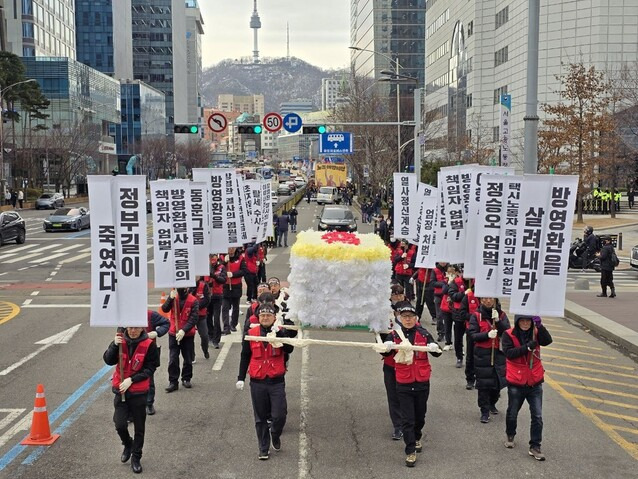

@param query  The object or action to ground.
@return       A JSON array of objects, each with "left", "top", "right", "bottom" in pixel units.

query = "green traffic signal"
[
  {"left": 302, "top": 125, "right": 327, "bottom": 134},
  {"left": 254, "top": 125, "right": 263, "bottom": 134},
  {"left": 317, "top": 125, "right": 327, "bottom": 134},
  {"left": 174, "top": 124, "right": 199, "bottom": 134},
  {"left": 189, "top": 125, "right": 199, "bottom": 134}
]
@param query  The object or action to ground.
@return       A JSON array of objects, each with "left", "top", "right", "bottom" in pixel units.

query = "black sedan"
[
  {"left": 0, "top": 211, "right": 26, "bottom": 246},
  {"left": 317, "top": 205, "right": 358, "bottom": 232},
  {"left": 43, "top": 207, "right": 90, "bottom": 232}
]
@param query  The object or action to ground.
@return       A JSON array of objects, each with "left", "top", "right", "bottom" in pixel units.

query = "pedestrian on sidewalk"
[
  {"left": 103, "top": 326, "right": 159, "bottom": 474},
  {"left": 4, "top": 189, "right": 10, "bottom": 205},
  {"left": 629, "top": 189, "right": 635, "bottom": 208},
  {"left": 288, "top": 206, "right": 298, "bottom": 233},
  {"left": 501, "top": 315, "right": 553, "bottom": 461},
  {"left": 596, "top": 235, "right": 618, "bottom": 298},
  {"left": 18, "top": 189, "right": 24, "bottom": 209},
  {"left": 277, "top": 210, "right": 290, "bottom": 247}
]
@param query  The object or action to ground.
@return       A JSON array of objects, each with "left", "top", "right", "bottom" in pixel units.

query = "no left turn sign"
[
  {"left": 263, "top": 112, "right": 283, "bottom": 133},
  {"left": 208, "top": 112, "right": 228, "bottom": 133}
]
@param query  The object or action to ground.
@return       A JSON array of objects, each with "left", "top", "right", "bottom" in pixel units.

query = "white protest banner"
[
  {"left": 150, "top": 180, "right": 195, "bottom": 288},
  {"left": 223, "top": 170, "right": 241, "bottom": 247},
  {"left": 393, "top": 173, "right": 417, "bottom": 240},
  {"left": 440, "top": 166, "right": 466, "bottom": 257},
  {"left": 189, "top": 181, "right": 210, "bottom": 275},
  {"left": 258, "top": 181, "right": 273, "bottom": 243},
  {"left": 246, "top": 179, "right": 262, "bottom": 241},
  {"left": 411, "top": 183, "right": 435, "bottom": 244},
  {"left": 88, "top": 175, "right": 147, "bottom": 327},
  {"left": 414, "top": 188, "right": 439, "bottom": 268},
  {"left": 433, "top": 171, "right": 457, "bottom": 262},
  {"left": 498, "top": 176, "right": 523, "bottom": 296},
  {"left": 510, "top": 175, "right": 579, "bottom": 317},
  {"left": 241, "top": 177, "right": 256, "bottom": 240},
  {"left": 235, "top": 175, "right": 249, "bottom": 245},
  {"left": 192, "top": 168, "right": 228, "bottom": 253},
  {"left": 464, "top": 166, "right": 515, "bottom": 278},
  {"left": 500, "top": 94, "right": 512, "bottom": 167}
]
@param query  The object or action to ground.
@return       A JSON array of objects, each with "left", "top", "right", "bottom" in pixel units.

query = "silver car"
[
  {"left": 35, "top": 192, "right": 65, "bottom": 210},
  {"left": 43, "top": 207, "right": 90, "bottom": 232}
]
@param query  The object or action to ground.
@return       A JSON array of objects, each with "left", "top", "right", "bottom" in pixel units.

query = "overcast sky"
[{"left": 199, "top": 0, "right": 351, "bottom": 69}]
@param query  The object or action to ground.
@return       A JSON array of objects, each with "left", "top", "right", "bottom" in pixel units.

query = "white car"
[
  {"left": 316, "top": 186, "right": 342, "bottom": 205},
  {"left": 631, "top": 245, "right": 638, "bottom": 270},
  {"left": 294, "top": 177, "right": 306, "bottom": 187},
  {"left": 271, "top": 193, "right": 279, "bottom": 205}
]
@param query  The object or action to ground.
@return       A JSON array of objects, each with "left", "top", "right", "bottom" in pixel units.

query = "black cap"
[
  {"left": 394, "top": 301, "right": 416, "bottom": 315},
  {"left": 259, "top": 303, "right": 276, "bottom": 315}
]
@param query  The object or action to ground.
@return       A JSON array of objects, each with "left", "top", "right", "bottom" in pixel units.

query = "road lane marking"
[
  {"left": 0, "top": 412, "right": 31, "bottom": 450},
  {"left": 551, "top": 335, "right": 589, "bottom": 343},
  {"left": 28, "top": 244, "right": 84, "bottom": 263},
  {"left": 546, "top": 370, "right": 638, "bottom": 389},
  {"left": 59, "top": 253, "right": 91, "bottom": 264},
  {"left": 299, "top": 331, "right": 310, "bottom": 479},
  {"left": 590, "top": 409, "right": 638, "bottom": 422},
  {"left": 0, "top": 244, "right": 41, "bottom": 257},
  {"left": 545, "top": 375, "right": 638, "bottom": 461},
  {"left": 211, "top": 341, "right": 232, "bottom": 371},
  {"left": 546, "top": 363, "right": 638, "bottom": 379},
  {"left": 555, "top": 382, "right": 638, "bottom": 400},
  {"left": 545, "top": 346, "right": 614, "bottom": 358},
  {"left": 30, "top": 291, "right": 39, "bottom": 296},
  {"left": 0, "top": 409, "right": 26, "bottom": 432},
  {"left": 610, "top": 425, "right": 638, "bottom": 435},
  {"left": 544, "top": 354, "right": 631, "bottom": 369},
  {"left": 21, "top": 299, "right": 32, "bottom": 306},
  {"left": 570, "top": 394, "right": 638, "bottom": 411},
  {"left": 0, "top": 302, "right": 20, "bottom": 326},
  {"left": 2, "top": 244, "right": 61, "bottom": 263}
]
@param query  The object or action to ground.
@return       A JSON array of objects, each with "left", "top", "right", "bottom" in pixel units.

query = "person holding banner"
[
  {"left": 446, "top": 267, "right": 468, "bottom": 368},
  {"left": 222, "top": 247, "right": 248, "bottom": 334},
  {"left": 207, "top": 254, "right": 227, "bottom": 349},
  {"left": 244, "top": 242, "right": 260, "bottom": 304},
  {"left": 103, "top": 327, "right": 159, "bottom": 474},
  {"left": 145, "top": 311, "right": 170, "bottom": 416},
  {"left": 236, "top": 303, "right": 294, "bottom": 460},
  {"left": 393, "top": 240, "right": 416, "bottom": 301},
  {"left": 429, "top": 262, "right": 449, "bottom": 342},
  {"left": 501, "top": 315, "right": 552, "bottom": 460},
  {"left": 257, "top": 243, "right": 268, "bottom": 283},
  {"left": 189, "top": 277, "right": 211, "bottom": 361},
  {"left": 459, "top": 284, "right": 479, "bottom": 390},
  {"left": 162, "top": 288, "right": 200, "bottom": 392},
  {"left": 468, "top": 297, "right": 510, "bottom": 423}
]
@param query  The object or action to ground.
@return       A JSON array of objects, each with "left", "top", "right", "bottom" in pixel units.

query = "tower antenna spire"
[
  {"left": 250, "top": 0, "right": 261, "bottom": 63},
  {"left": 287, "top": 22, "right": 290, "bottom": 61}
]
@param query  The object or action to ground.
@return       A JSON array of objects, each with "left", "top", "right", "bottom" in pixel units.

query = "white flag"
[
  {"left": 393, "top": 173, "right": 417, "bottom": 241},
  {"left": 246, "top": 179, "right": 262, "bottom": 241},
  {"left": 189, "top": 181, "right": 210, "bottom": 276},
  {"left": 258, "top": 181, "right": 273, "bottom": 243},
  {"left": 414, "top": 188, "right": 439, "bottom": 269},
  {"left": 192, "top": 168, "right": 229, "bottom": 253},
  {"left": 88, "top": 175, "right": 147, "bottom": 327}
]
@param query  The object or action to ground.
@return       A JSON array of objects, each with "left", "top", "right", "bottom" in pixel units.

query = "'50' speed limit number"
[{"left": 263, "top": 112, "right": 283, "bottom": 133}]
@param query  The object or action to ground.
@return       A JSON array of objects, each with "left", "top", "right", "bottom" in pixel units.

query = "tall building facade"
[
  {"left": 350, "top": 0, "right": 426, "bottom": 100},
  {"left": 217, "top": 94, "right": 265, "bottom": 118},
  {"left": 131, "top": 0, "right": 188, "bottom": 134},
  {"left": 321, "top": 78, "right": 340, "bottom": 110},
  {"left": 74, "top": 0, "right": 133, "bottom": 80},
  {"left": 5, "top": 0, "right": 76, "bottom": 58},
  {"left": 422, "top": 0, "right": 638, "bottom": 169},
  {"left": 185, "top": 0, "right": 204, "bottom": 125}
]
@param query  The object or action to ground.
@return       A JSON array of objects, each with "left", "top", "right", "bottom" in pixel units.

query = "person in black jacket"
[
  {"left": 236, "top": 303, "right": 294, "bottom": 460},
  {"left": 378, "top": 215, "right": 388, "bottom": 243},
  {"left": 145, "top": 311, "right": 170, "bottom": 415},
  {"left": 189, "top": 276, "right": 211, "bottom": 362},
  {"left": 596, "top": 236, "right": 617, "bottom": 298},
  {"left": 104, "top": 327, "right": 159, "bottom": 474},
  {"left": 501, "top": 315, "right": 552, "bottom": 459},
  {"left": 429, "top": 262, "right": 448, "bottom": 342},
  {"left": 207, "top": 254, "right": 227, "bottom": 349},
  {"left": 446, "top": 272, "right": 468, "bottom": 368},
  {"left": 582, "top": 226, "right": 598, "bottom": 270},
  {"left": 468, "top": 297, "right": 510, "bottom": 423},
  {"left": 222, "top": 247, "right": 248, "bottom": 334}
]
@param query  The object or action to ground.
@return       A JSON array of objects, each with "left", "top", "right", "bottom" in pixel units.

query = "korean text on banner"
[
  {"left": 500, "top": 94, "right": 512, "bottom": 168},
  {"left": 88, "top": 176, "right": 148, "bottom": 327},
  {"left": 414, "top": 189, "right": 439, "bottom": 269},
  {"left": 411, "top": 183, "right": 435, "bottom": 244},
  {"left": 440, "top": 166, "right": 468, "bottom": 260},
  {"left": 246, "top": 180, "right": 262, "bottom": 241},
  {"left": 189, "top": 181, "right": 210, "bottom": 276},
  {"left": 258, "top": 181, "right": 273, "bottom": 243},
  {"left": 241, "top": 177, "right": 256, "bottom": 240},
  {"left": 192, "top": 168, "right": 229, "bottom": 253},
  {"left": 224, "top": 170, "right": 242, "bottom": 247},
  {"left": 150, "top": 180, "right": 195, "bottom": 289},
  {"left": 235, "top": 175, "right": 249, "bottom": 244},
  {"left": 510, "top": 175, "right": 579, "bottom": 317},
  {"left": 434, "top": 171, "right": 456, "bottom": 263},
  {"left": 393, "top": 173, "right": 417, "bottom": 240},
  {"left": 315, "top": 164, "right": 347, "bottom": 188}
]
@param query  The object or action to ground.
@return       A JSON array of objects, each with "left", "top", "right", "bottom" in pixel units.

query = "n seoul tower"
[{"left": 250, "top": 0, "right": 261, "bottom": 63}]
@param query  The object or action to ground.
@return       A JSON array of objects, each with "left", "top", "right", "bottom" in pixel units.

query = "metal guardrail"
[{"left": 274, "top": 185, "right": 307, "bottom": 215}]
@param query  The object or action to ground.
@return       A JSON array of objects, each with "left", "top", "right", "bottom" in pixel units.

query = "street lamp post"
[{"left": 0, "top": 79, "right": 37, "bottom": 194}]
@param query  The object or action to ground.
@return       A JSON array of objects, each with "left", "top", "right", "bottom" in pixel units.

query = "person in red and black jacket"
[
  {"left": 413, "top": 267, "right": 436, "bottom": 325},
  {"left": 457, "top": 282, "right": 479, "bottom": 390},
  {"left": 103, "top": 326, "right": 159, "bottom": 474},
  {"left": 393, "top": 240, "right": 416, "bottom": 301},
  {"left": 222, "top": 247, "right": 248, "bottom": 334},
  {"left": 441, "top": 265, "right": 465, "bottom": 361},
  {"left": 429, "top": 262, "right": 448, "bottom": 342},
  {"left": 243, "top": 285, "right": 273, "bottom": 335},
  {"left": 206, "top": 254, "right": 226, "bottom": 349},
  {"left": 244, "top": 241, "right": 260, "bottom": 304},
  {"left": 189, "top": 276, "right": 211, "bottom": 362},
  {"left": 468, "top": 297, "right": 510, "bottom": 423},
  {"left": 161, "top": 288, "right": 199, "bottom": 392},
  {"left": 257, "top": 243, "right": 268, "bottom": 283},
  {"left": 381, "top": 301, "right": 441, "bottom": 468},
  {"left": 145, "top": 310, "right": 169, "bottom": 415},
  {"left": 501, "top": 315, "right": 552, "bottom": 460}
]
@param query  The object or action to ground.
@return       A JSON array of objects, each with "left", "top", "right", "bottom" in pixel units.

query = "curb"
[{"left": 564, "top": 299, "right": 638, "bottom": 356}]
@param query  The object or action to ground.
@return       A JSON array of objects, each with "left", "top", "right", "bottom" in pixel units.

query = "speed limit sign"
[{"left": 263, "top": 112, "right": 283, "bottom": 133}]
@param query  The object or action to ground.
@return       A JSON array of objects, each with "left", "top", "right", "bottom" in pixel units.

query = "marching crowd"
[{"left": 102, "top": 227, "right": 555, "bottom": 473}]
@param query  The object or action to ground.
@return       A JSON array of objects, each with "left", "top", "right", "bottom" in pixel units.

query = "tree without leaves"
[{"left": 175, "top": 137, "right": 211, "bottom": 172}]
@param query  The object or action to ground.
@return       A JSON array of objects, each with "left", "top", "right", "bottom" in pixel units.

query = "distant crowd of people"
[{"left": 3, "top": 189, "right": 24, "bottom": 208}]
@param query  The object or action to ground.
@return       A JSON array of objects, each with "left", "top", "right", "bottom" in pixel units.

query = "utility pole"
[
  {"left": 523, "top": 0, "right": 540, "bottom": 174},
  {"left": 414, "top": 88, "right": 423, "bottom": 181}
]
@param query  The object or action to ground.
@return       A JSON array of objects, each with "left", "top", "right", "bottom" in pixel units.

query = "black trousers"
[
  {"left": 477, "top": 388, "right": 500, "bottom": 413},
  {"left": 443, "top": 313, "right": 453, "bottom": 345},
  {"left": 113, "top": 393, "right": 146, "bottom": 459},
  {"left": 452, "top": 321, "right": 465, "bottom": 360},
  {"left": 195, "top": 315, "right": 208, "bottom": 355},
  {"left": 600, "top": 270, "right": 614, "bottom": 289},
  {"left": 383, "top": 364, "right": 402, "bottom": 429},
  {"left": 257, "top": 263, "right": 267, "bottom": 283},
  {"left": 397, "top": 384, "right": 430, "bottom": 455},
  {"left": 222, "top": 295, "right": 241, "bottom": 331},
  {"left": 465, "top": 333, "right": 475, "bottom": 382},
  {"left": 207, "top": 296, "right": 222, "bottom": 343},
  {"left": 396, "top": 275, "right": 414, "bottom": 301},
  {"left": 245, "top": 273, "right": 258, "bottom": 302},
  {"left": 168, "top": 334, "right": 194, "bottom": 384},
  {"left": 250, "top": 380, "right": 287, "bottom": 454}
]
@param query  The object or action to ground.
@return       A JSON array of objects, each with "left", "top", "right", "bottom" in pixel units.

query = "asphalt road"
[{"left": 0, "top": 200, "right": 636, "bottom": 478}]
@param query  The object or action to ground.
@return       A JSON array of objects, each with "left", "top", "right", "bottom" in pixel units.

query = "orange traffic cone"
[
  {"left": 21, "top": 384, "right": 60, "bottom": 446},
  {"left": 158, "top": 292, "right": 170, "bottom": 319}
]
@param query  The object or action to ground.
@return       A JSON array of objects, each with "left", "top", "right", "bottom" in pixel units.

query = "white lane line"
[
  {"left": 28, "top": 244, "right": 84, "bottom": 263},
  {"left": 0, "top": 411, "right": 31, "bottom": 449},
  {"left": 30, "top": 291, "right": 39, "bottom": 296},
  {"left": 22, "top": 299, "right": 32, "bottom": 306},
  {"left": 298, "top": 331, "right": 310, "bottom": 479},
  {"left": 49, "top": 271, "right": 57, "bottom": 276},
  {"left": 211, "top": 341, "right": 232, "bottom": 371},
  {"left": 59, "top": 252, "right": 91, "bottom": 264},
  {"left": 0, "top": 408, "right": 26, "bottom": 431},
  {"left": 0, "top": 243, "right": 41, "bottom": 259},
  {"left": 2, "top": 244, "right": 61, "bottom": 263}
]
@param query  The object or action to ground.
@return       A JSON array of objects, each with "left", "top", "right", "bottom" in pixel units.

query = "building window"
[
  {"left": 427, "top": 41, "right": 449, "bottom": 66},
  {"left": 494, "top": 46, "right": 509, "bottom": 67},
  {"left": 495, "top": 6, "right": 509, "bottom": 30},
  {"left": 467, "top": 57, "right": 473, "bottom": 73},
  {"left": 426, "top": 9, "right": 449, "bottom": 39},
  {"left": 467, "top": 21, "right": 473, "bottom": 37},
  {"left": 22, "top": 22, "right": 34, "bottom": 38},
  {"left": 466, "top": 93, "right": 473, "bottom": 108},
  {"left": 494, "top": 85, "right": 508, "bottom": 105}
]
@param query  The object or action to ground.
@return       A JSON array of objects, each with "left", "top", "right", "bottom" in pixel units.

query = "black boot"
[
  {"left": 131, "top": 456, "right": 143, "bottom": 474},
  {"left": 596, "top": 287, "right": 607, "bottom": 297},
  {"left": 121, "top": 439, "right": 132, "bottom": 463},
  {"left": 610, "top": 288, "right": 616, "bottom": 298}
]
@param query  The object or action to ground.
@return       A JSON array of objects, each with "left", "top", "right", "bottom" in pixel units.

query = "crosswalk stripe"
[
  {"left": 28, "top": 244, "right": 85, "bottom": 263},
  {"left": 0, "top": 244, "right": 41, "bottom": 258},
  {"left": 59, "top": 252, "right": 92, "bottom": 264},
  {"left": 2, "top": 244, "right": 62, "bottom": 263}
]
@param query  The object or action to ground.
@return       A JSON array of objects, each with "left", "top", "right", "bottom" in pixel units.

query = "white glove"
[
  {"left": 169, "top": 289, "right": 177, "bottom": 299},
  {"left": 402, "top": 253, "right": 407, "bottom": 258},
  {"left": 409, "top": 277, "right": 415, "bottom": 285},
  {"left": 488, "top": 329, "right": 498, "bottom": 339},
  {"left": 176, "top": 329, "right": 185, "bottom": 342},
  {"left": 492, "top": 309, "right": 499, "bottom": 321},
  {"left": 425, "top": 343, "right": 441, "bottom": 353},
  {"left": 147, "top": 331, "right": 158, "bottom": 340},
  {"left": 266, "top": 330, "right": 283, "bottom": 348},
  {"left": 403, "top": 264, "right": 408, "bottom": 270},
  {"left": 394, "top": 340, "right": 414, "bottom": 365},
  {"left": 235, "top": 380, "right": 245, "bottom": 391},
  {"left": 119, "top": 377, "right": 133, "bottom": 393},
  {"left": 465, "top": 288, "right": 472, "bottom": 295},
  {"left": 114, "top": 333, "right": 123, "bottom": 345},
  {"left": 384, "top": 341, "right": 394, "bottom": 352}
]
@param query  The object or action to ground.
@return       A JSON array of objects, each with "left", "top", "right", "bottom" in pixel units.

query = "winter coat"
[
  {"left": 277, "top": 214, "right": 290, "bottom": 232},
  {"left": 599, "top": 244, "right": 616, "bottom": 271},
  {"left": 468, "top": 305, "right": 510, "bottom": 390}
]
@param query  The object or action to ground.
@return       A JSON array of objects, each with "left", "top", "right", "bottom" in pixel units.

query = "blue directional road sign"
[
  {"left": 319, "top": 132, "right": 353, "bottom": 154},
  {"left": 283, "top": 113, "right": 302, "bottom": 133}
]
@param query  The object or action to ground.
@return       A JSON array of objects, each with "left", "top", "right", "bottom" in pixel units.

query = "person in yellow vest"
[
  {"left": 501, "top": 315, "right": 552, "bottom": 461},
  {"left": 104, "top": 326, "right": 159, "bottom": 474}
]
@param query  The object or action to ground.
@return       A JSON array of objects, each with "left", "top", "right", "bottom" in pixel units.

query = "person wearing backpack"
[{"left": 597, "top": 235, "right": 619, "bottom": 298}]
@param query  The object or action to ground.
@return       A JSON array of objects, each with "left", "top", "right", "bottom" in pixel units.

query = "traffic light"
[
  {"left": 237, "top": 124, "right": 262, "bottom": 134},
  {"left": 174, "top": 124, "right": 199, "bottom": 134},
  {"left": 303, "top": 125, "right": 327, "bottom": 134}
]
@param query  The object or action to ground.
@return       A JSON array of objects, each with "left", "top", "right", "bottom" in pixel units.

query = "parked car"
[
  {"left": 43, "top": 207, "right": 90, "bottom": 232},
  {"left": 631, "top": 244, "right": 638, "bottom": 270},
  {"left": 35, "top": 192, "right": 65, "bottom": 210},
  {"left": 317, "top": 205, "right": 357, "bottom": 232},
  {"left": 316, "top": 186, "right": 342, "bottom": 205},
  {"left": 277, "top": 184, "right": 291, "bottom": 196},
  {"left": 285, "top": 181, "right": 297, "bottom": 192},
  {"left": 294, "top": 177, "right": 306, "bottom": 188},
  {"left": 0, "top": 211, "right": 26, "bottom": 246}
]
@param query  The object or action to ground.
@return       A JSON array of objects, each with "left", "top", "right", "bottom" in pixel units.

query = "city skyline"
[{"left": 199, "top": 0, "right": 350, "bottom": 69}]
